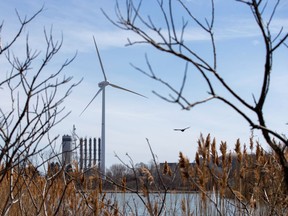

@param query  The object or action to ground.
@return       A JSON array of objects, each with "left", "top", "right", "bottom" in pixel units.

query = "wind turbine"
[{"left": 80, "top": 36, "right": 146, "bottom": 176}]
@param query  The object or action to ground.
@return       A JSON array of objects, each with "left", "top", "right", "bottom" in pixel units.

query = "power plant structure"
[
  {"left": 61, "top": 135, "right": 103, "bottom": 173},
  {"left": 78, "top": 137, "right": 101, "bottom": 170},
  {"left": 62, "top": 135, "right": 73, "bottom": 165}
]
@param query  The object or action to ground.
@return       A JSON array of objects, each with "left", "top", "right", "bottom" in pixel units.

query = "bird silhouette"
[{"left": 174, "top": 127, "right": 190, "bottom": 132}]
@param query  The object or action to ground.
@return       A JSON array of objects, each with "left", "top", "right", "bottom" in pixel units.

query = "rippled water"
[{"left": 104, "top": 192, "right": 237, "bottom": 215}]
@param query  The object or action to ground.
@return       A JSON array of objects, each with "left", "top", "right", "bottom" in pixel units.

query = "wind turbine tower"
[{"left": 81, "top": 37, "right": 146, "bottom": 176}]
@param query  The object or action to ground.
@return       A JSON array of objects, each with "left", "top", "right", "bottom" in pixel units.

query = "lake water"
[{"left": 104, "top": 192, "right": 238, "bottom": 215}]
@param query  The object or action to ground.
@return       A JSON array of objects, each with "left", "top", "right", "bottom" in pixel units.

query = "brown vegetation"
[
  {"left": 105, "top": 0, "right": 288, "bottom": 187},
  {"left": 1, "top": 1, "right": 287, "bottom": 215},
  {"left": 0, "top": 134, "right": 287, "bottom": 215}
]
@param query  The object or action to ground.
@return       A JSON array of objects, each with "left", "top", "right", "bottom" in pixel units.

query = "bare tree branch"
[
  {"left": 107, "top": 0, "right": 288, "bottom": 186},
  {"left": 0, "top": 8, "right": 82, "bottom": 214}
]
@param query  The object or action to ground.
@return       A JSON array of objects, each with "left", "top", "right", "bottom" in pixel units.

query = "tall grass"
[{"left": 0, "top": 134, "right": 287, "bottom": 215}]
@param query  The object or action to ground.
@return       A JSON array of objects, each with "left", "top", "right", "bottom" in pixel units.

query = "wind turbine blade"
[
  {"left": 80, "top": 88, "right": 103, "bottom": 116},
  {"left": 109, "top": 83, "right": 147, "bottom": 98},
  {"left": 93, "top": 36, "right": 107, "bottom": 81}
]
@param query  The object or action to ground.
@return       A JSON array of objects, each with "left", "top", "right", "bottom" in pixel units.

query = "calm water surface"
[{"left": 104, "top": 192, "right": 237, "bottom": 215}]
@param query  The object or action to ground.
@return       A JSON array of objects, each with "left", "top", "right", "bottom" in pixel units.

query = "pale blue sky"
[{"left": 1, "top": 0, "right": 287, "bottom": 168}]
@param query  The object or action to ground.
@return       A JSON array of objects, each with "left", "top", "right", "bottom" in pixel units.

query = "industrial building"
[
  {"left": 62, "top": 135, "right": 73, "bottom": 165},
  {"left": 61, "top": 135, "right": 102, "bottom": 173}
]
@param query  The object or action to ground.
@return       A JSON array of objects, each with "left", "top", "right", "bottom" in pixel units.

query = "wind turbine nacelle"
[{"left": 98, "top": 81, "right": 109, "bottom": 88}]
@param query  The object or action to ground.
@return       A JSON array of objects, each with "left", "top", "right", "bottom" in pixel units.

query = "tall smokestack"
[
  {"left": 98, "top": 138, "right": 101, "bottom": 168},
  {"left": 79, "top": 138, "right": 83, "bottom": 170},
  {"left": 93, "top": 138, "right": 97, "bottom": 166},
  {"left": 89, "top": 138, "right": 92, "bottom": 168},
  {"left": 84, "top": 138, "right": 87, "bottom": 170}
]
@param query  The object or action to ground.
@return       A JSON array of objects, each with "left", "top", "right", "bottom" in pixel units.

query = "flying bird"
[{"left": 174, "top": 127, "right": 190, "bottom": 132}]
